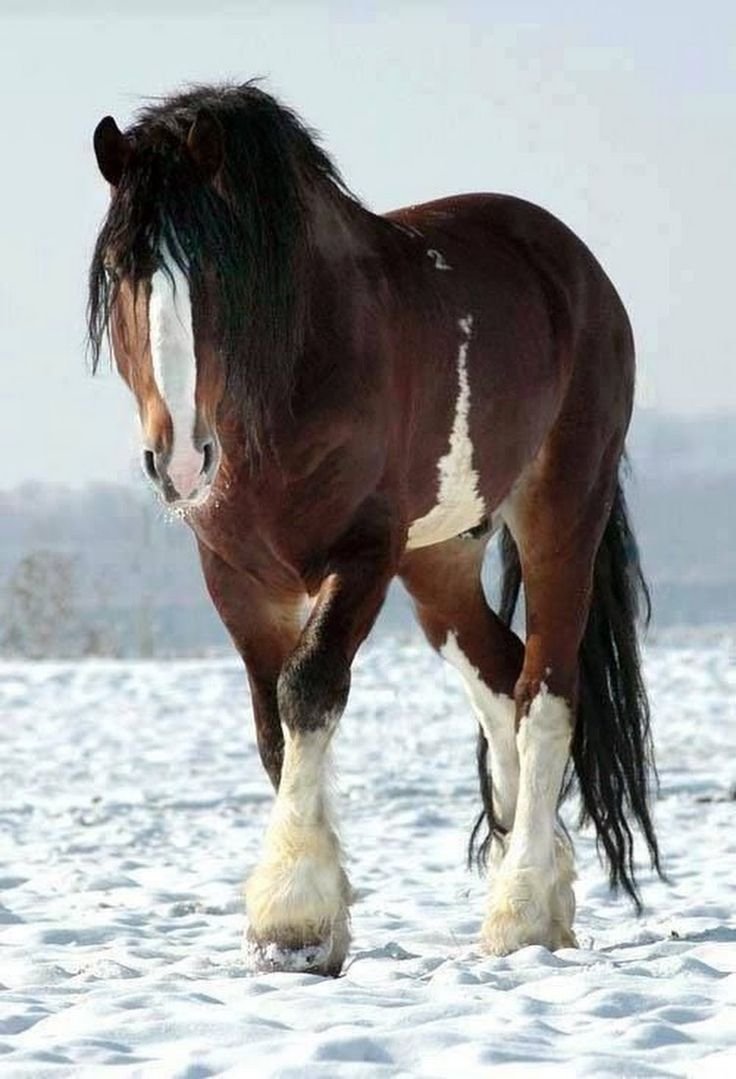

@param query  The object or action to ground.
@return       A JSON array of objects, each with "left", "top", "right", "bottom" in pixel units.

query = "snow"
[{"left": 1, "top": 636, "right": 735, "bottom": 1076}]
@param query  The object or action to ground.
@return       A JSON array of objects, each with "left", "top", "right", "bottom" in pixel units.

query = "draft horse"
[{"left": 89, "top": 82, "right": 661, "bottom": 976}]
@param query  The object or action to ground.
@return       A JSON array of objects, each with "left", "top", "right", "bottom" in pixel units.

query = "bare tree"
[{"left": 2, "top": 550, "right": 81, "bottom": 659}]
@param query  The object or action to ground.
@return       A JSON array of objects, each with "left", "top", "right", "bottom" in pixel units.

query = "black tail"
[{"left": 469, "top": 481, "right": 663, "bottom": 908}]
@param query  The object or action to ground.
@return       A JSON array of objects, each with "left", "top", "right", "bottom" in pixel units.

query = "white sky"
[{"left": 1, "top": 1, "right": 734, "bottom": 486}]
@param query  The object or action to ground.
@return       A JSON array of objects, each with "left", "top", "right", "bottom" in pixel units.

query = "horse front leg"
[
  {"left": 245, "top": 499, "right": 398, "bottom": 976},
  {"left": 197, "top": 542, "right": 301, "bottom": 790}
]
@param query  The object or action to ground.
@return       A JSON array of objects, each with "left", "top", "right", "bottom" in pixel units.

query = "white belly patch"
[{"left": 407, "top": 315, "right": 486, "bottom": 550}]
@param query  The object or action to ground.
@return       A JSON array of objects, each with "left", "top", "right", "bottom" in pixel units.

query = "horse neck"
[
  {"left": 220, "top": 191, "right": 407, "bottom": 466},
  {"left": 305, "top": 188, "right": 378, "bottom": 276},
  {"left": 304, "top": 189, "right": 418, "bottom": 328}
]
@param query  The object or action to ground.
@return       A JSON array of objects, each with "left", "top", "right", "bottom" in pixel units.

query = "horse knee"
[{"left": 277, "top": 646, "right": 351, "bottom": 733}]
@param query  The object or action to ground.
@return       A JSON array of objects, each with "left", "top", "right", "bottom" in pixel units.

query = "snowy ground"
[{"left": 1, "top": 635, "right": 735, "bottom": 1077}]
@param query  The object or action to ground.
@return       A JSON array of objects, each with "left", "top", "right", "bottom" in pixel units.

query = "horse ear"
[
  {"left": 187, "top": 109, "right": 224, "bottom": 181},
  {"left": 93, "top": 116, "right": 130, "bottom": 187}
]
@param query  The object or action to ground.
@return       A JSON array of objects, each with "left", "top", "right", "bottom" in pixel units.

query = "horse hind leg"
[
  {"left": 479, "top": 464, "right": 617, "bottom": 956},
  {"left": 482, "top": 683, "right": 579, "bottom": 955},
  {"left": 441, "top": 631, "right": 519, "bottom": 848},
  {"left": 399, "top": 536, "right": 525, "bottom": 865}
]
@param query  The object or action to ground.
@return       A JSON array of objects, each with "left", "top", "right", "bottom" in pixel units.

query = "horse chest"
[{"left": 406, "top": 315, "right": 486, "bottom": 550}]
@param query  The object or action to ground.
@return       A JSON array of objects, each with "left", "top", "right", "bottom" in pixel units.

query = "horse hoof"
[
  {"left": 481, "top": 908, "right": 537, "bottom": 956},
  {"left": 243, "top": 917, "right": 349, "bottom": 977},
  {"left": 553, "top": 923, "right": 579, "bottom": 950},
  {"left": 481, "top": 908, "right": 577, "bottom": 956}
]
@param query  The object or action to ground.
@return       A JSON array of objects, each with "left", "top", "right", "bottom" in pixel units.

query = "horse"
[{"left": 88, "top": 81, "right": 662, "bottom": 977}]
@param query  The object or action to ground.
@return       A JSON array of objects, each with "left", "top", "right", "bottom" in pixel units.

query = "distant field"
[{"left": 1, "top": 412, "right": 734, "bottom": 656}]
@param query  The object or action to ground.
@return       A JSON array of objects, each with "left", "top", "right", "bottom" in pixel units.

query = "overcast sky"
[{"left": 1, "top": 1, "right": 734, "bottom": 487}]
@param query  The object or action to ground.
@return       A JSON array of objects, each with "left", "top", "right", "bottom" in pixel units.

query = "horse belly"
[{"left": 406, "top": 487, "right": 486, "bottom": 549}]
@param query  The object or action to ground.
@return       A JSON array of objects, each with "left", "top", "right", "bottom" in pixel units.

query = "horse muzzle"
[{"left": 142, "top": 437, "right": 221, "bottom": 507}]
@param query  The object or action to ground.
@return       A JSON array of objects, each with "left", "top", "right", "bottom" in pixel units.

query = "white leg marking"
[
  {"left": 244, "top": 726, "right": 350, "bottom": 972},
  {"left": 440, "top": 631, "right": 518, "bottom": 831},
  {"left": 407, "top": 315, "right": 486, "bottom": 548},
  {"left": 482, "top": 687, "right": 577, "bottom": 955},
  {"left": 148, "top": 249, "right": 201, "bottom": 498}
]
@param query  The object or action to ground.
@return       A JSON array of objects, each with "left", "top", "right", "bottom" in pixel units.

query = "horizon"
[{"left": 0, "top": 407, "right": 732, "bottom": 495}]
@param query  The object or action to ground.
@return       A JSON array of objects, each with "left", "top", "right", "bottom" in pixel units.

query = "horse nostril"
[
  {"left": 143, "top": 449, "right": 158, "bottom": 482},
  {"left": 201, "top": 440, "right": 214, "bottom": 476}
]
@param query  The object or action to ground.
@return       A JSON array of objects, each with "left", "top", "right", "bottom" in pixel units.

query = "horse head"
[{"left": 90, "top": 111, "right": 227, "bottom": 507}]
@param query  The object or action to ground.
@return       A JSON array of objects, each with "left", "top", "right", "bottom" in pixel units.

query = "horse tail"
[
  {"left": 469, "top": 479, "right": 663, "bottom": 908},
  {"left": 572, "top": 480, "right": 663, "bottom": 907}
]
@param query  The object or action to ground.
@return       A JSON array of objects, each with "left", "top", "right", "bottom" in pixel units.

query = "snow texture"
[{"left": 1, "top": 637, "right": 735, "bottom": 1076}]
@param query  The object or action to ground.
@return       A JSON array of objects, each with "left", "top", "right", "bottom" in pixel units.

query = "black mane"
[{"left": 88, "top": 81, "right": 359, "bottom": 453}]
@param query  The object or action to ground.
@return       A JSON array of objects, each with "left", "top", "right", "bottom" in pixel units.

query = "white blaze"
[
  {"left": 148, "top": 251, "right": 200, "bottom": 498},
  {"left": 407, "top": 314, "right": 486, "bottom": 548}
]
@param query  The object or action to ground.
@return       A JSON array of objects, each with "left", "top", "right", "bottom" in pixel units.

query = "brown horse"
[{"left": 89, "top": 82, "right": 661, "bottom": 976}]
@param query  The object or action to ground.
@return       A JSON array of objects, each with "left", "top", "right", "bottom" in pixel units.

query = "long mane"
[{"left": 88, "top": 81, "right": 358, "bottom": 453}]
